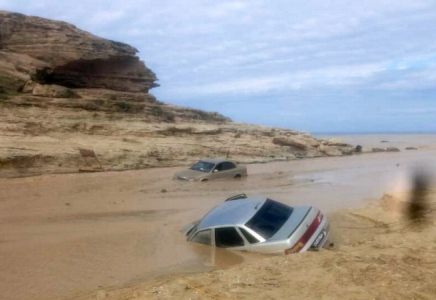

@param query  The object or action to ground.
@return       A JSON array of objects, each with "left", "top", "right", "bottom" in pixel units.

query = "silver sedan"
[
  {"left": 174, "top": 158, "right": 247, "bottom": 182},
  {"left": 183, "top": 194, "right": 330, "bottom": 254}
]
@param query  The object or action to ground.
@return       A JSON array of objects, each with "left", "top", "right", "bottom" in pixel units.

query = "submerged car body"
[
  {"left": 174, "top": 159, "right": 247, "bottom": 182},
  {"left": 183, "top": 195, "right": 330, "bottom": 254}
]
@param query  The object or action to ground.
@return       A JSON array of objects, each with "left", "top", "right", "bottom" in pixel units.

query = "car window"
[
  {"left": 191, "top": 229, "right": 212, "bottom": 245},
  {"left": 239, "top": 227, "right": 259, "bottom": 244},
  {"left": 190, "top": 161, "right": 215, "bottom": 173},
  {"left": 214, "top": 163, "right": 223, "bottom": 172},
  {"left": 245, "top": 199, "right": 293, "bottom": 239},
  {"left": 215, "top": 227, "right": 244, "bottom": 247},
  {"left": 222, "top": 162, "right": 236, "bottom": 170}
]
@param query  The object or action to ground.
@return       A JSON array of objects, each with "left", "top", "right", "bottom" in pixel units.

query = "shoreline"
[{"left": 3, "top": 136, "right": 434, "bottom": 180}]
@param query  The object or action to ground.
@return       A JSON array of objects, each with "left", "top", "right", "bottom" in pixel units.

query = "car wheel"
[
  {"left": 234, "top": 174, "right": 242, "bottom": 179},
  {"left": 200, "top": 178, "right": 208, "bottom": 182}
]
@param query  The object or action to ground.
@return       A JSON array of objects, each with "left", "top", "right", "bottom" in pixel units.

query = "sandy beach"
[{"left": 1, "top": 134, "right": 435, "bottom": 300}]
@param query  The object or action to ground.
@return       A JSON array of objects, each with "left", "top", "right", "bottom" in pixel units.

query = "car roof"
[
  {"left": 197, "top": 198, "right": 268, "bottom": 230},
  {"left": 198, "top": 158, "right": 231, "bottom": 164}
]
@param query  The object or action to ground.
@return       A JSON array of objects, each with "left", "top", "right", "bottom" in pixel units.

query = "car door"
[
  {"left": 214, "top": 227, "right": 247, "bottom": 250},
  {"left": 219, "top": 161, "right": 237, "bottom": 179},
  {"left": 210, "top": 163, "right": 225, "bottom": 180},
  {"left": 211, "top": 162, "right": 238, "bottom": 179}
]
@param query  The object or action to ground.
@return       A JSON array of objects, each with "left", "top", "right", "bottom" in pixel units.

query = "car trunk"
[{"left": 283, "top": 207, "right": 326, "bottom": 254}]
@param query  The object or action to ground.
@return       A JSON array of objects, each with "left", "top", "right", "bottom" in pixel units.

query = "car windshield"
[
  {"left": 245, "top": 199, "right": 293, "bottom": 239},
  {"left": 189, "top": 161, "right": 215, "bottom": 173}
]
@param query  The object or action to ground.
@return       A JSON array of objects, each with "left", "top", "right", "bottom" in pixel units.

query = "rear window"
[{"left": 245, "top": 199, "right": 293, "bottom": 239}]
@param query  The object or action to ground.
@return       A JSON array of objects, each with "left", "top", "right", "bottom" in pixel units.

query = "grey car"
[
  {"left": 183, "top": 194, "right": 330, "bottom": 254},
  {"left": 174, "top": 159, "right": 247, "bottom": 182}
]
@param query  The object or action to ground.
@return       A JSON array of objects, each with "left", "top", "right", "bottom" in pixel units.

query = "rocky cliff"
[
  {"left": 0, "top": 11, "right": 157, "bottom": 93},
  {"left": 0, "top": 11, "right": 361, "bottom": 178}
]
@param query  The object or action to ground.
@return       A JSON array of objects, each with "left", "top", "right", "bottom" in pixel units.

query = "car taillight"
[{"left": 285, "top": 211, "right": 323, "bottom": 255}]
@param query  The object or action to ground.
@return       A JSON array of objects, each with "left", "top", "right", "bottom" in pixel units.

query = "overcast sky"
[{"left": 2, "top": 0, "right": 436, "bottom": 133}]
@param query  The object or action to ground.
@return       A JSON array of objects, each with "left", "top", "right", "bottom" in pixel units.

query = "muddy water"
[{"left": 0, "top": 134, "right": 435, "bottom": 300}]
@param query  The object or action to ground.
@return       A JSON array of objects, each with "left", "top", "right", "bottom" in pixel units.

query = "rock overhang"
[{"left": 0, "top": 11, "right": 157, "bottom": 93}]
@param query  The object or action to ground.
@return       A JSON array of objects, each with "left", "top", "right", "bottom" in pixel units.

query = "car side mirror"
[{"left": 213, "top": 169, "right": 218, "bottom": 173}]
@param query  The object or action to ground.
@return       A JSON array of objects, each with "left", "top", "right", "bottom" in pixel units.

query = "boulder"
[
  {"left": 22, "top": 80, "right": 37, "bottom": 93},
  {"left": 272, "top": 137, "right": 309, "bottom": 150},
  {"left": 324, "top": 139, "right": 351, "bottom": 147},
  {"left": 283, "top": 130, "right": 300, "bottom": 136},
  {"left": 405, "top": 147, "right": 418, "bottom": 150},
  {"left": 318, "top": 145, "right": 343, "bottom": 156},
  {"left": 340, "top": 148, "right": 355, "bottom": 155},
  {"left": 372, "top": 148, "right": 387, "bottom": 152}
]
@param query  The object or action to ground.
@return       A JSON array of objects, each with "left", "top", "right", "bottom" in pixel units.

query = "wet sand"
[{"left": 1, "top": 134, "right": 435, "bottom": 300}]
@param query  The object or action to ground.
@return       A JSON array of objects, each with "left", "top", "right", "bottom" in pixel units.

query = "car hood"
[{"left": 174, "top": 169, "right": 208, "bottom": 179}]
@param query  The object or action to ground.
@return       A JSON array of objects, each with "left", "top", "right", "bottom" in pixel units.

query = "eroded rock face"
[
  {"left": 0, "top": 51, "right": 49, "bottom": 93},
  {"left": 32, "top": 84, "right": 79, "bottom": 98},
  {"left": 0, "top": 11, "right": 157, "bottom": 93}
]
